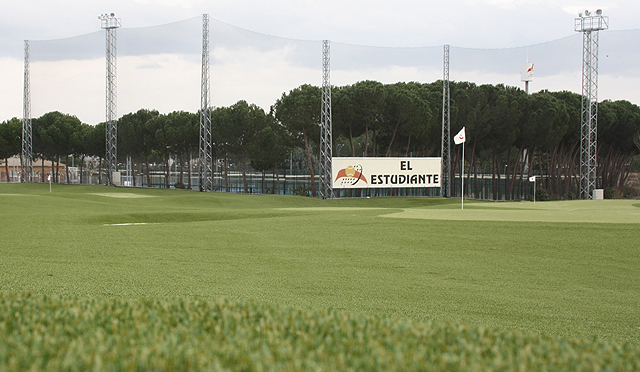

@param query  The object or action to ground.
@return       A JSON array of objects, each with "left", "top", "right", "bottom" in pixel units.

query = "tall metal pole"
[
  {"left": 441, "top": 45, "right": 451, "bottom": 198},
  {"left": 575, "top": 10, "right": 608, "bottom": 199},
  {"left": 199, "top": 14, "right": 213, "bottom": 192},
  {"left": 319, "top": 40, "right": 333, "bottom": 199},
  {"left": 100, "top": 13, "right": 121, "bottom": 186},
  {"left": 22, "top": 40, "right": 33, "bottom": 183}
]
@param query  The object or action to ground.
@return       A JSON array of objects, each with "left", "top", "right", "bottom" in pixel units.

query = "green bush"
[
  {"left": 536, "top": 188, "right": 550, "bottom": 201},
  {"left": 622, "top": 185, "right": 640, "bottom": 199},
  {"left": 604, "top": 187, "right": 616, "bottom": 199},
  {"left": 527, "top": 188, "right": 550, "bottom": 201},
  {"left": 293, "top": 185, "right": 311, "bottom": 197},
  {"left": 174, "top": 182, "right": 186, "bottom": 189}
]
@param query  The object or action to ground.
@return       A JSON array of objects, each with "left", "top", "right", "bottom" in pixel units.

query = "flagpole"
[
  {"left": 529, "top": 175, "right": 536, "bottom": 204},
  {"left": 453, "top": 126, "right": 466, "bottom": 210},
  {"left": 533, "top": 177, "right": 536, "bottom": 205},
  {"left": 461, "top": 141, "right": 464, "bottom": 210}
]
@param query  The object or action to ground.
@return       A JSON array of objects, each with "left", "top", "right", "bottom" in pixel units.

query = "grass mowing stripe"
[{"left": 89, "top": 209, "right": 311, "bottom": 225}]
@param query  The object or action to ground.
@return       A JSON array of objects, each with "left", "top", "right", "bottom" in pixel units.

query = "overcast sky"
[{"left": 2, "top": 0, "right": 640, "bottom": 124}]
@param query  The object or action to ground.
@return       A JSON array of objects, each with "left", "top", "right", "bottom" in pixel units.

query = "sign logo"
[{"left": 335, "top": 164, "right": 368, "bottom": 186}]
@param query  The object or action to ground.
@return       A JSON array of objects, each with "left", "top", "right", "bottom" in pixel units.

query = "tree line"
[{"left": 1, "top": 80, "right": 639, "bottom": 199}]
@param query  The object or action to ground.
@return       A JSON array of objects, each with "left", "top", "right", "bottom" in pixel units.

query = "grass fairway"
[{"left": 1, "top": 183, "right": 639, "bottom": 370}]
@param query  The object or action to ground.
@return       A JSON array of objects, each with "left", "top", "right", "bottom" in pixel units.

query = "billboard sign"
[
  {"left": 332, "top": 157, "right": 442, "bottom": 189},
  {"left": 521, "top": 62, "right": 534, "bottom": 82}
]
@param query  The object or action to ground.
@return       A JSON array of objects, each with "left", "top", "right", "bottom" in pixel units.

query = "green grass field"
[{"left": 1, "top": 183, "right": 639, "bottom": 370}]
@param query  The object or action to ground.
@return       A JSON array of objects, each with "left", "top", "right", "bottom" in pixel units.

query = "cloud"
[{"left": 0, "top": 58, "right": 23, "bottom": 121}]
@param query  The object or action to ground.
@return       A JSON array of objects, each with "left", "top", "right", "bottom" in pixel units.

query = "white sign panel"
[
  {"left": 332, "top": 157, "right": 442, "bottom": 189},
  {"left": 521, "top": 62, "right": 534, "bottom": 82}
]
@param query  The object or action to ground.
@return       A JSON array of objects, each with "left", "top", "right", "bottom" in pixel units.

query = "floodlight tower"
[
  {"left": 199, "top": 14, "right": 213, "bottom": 192},
  {"left": 22, "top": 40, "right": 33, "bottom": 183},
  {"left": 441, "top": 45, "right": 451, "bottom": 198},
  {"left": 99, "top": 13, "right": 121, "bottom": 186},
  {"left": 575, "top": 9, "right": 608, "bottom": 199},
  {"left": 319, "top": 40, "right": 333, "bottom": 199}
]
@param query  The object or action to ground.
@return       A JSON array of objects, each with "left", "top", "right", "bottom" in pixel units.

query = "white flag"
[
  {"left": 454, "top": 127, "right": 466, "bottom": 145},
  {"left": 529, "top": 176, "right": 536, "bottom": 182},
  {"left": 47, "top": 175, "right": 51, "bottom": 182}
]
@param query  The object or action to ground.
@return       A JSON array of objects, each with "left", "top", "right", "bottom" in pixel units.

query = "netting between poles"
[{"left": 27, "top": 16, "right": 640, "bottom": 125}]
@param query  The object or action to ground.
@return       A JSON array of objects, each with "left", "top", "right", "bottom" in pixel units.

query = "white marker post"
[
  {"left": 454, "top": 127, "right": 466, "bottom": 209},
  {"left": 529, "top": 175, "right": 536, "bottom": 204}
]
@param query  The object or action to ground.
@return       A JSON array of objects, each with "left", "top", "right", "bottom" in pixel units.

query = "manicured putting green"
[{"left": 384, "top": 199, "right": 640, "bottom": 223}]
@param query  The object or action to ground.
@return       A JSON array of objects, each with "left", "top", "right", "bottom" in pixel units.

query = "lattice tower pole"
[
  {"left": 319, "top": 40, "right": 333, "bottom": 199},
  {"left": 441, "top": 45, "right": 451, "bottom": 198},
  {"left": 199, "top": 14, "right": 213, "bottom": 192},
  {"left": 575, "top": 10, "right": 608, "bottom": 199},
  {"left": 100, "top": 13, "right": 121, "bottom": 186},
  {"left": 22, "top": 40, "right": 33, "bottom": 183}
]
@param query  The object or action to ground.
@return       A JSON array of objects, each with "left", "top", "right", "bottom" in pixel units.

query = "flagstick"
[
  {"left": 461, "top": 141, "right": 465, "bottom": 210},
  {"left": 453, "top": 126, "right": 467, "bottom": 209},
  {"left": 533, "top": 178, "right": 536, "bottom": 205}
]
